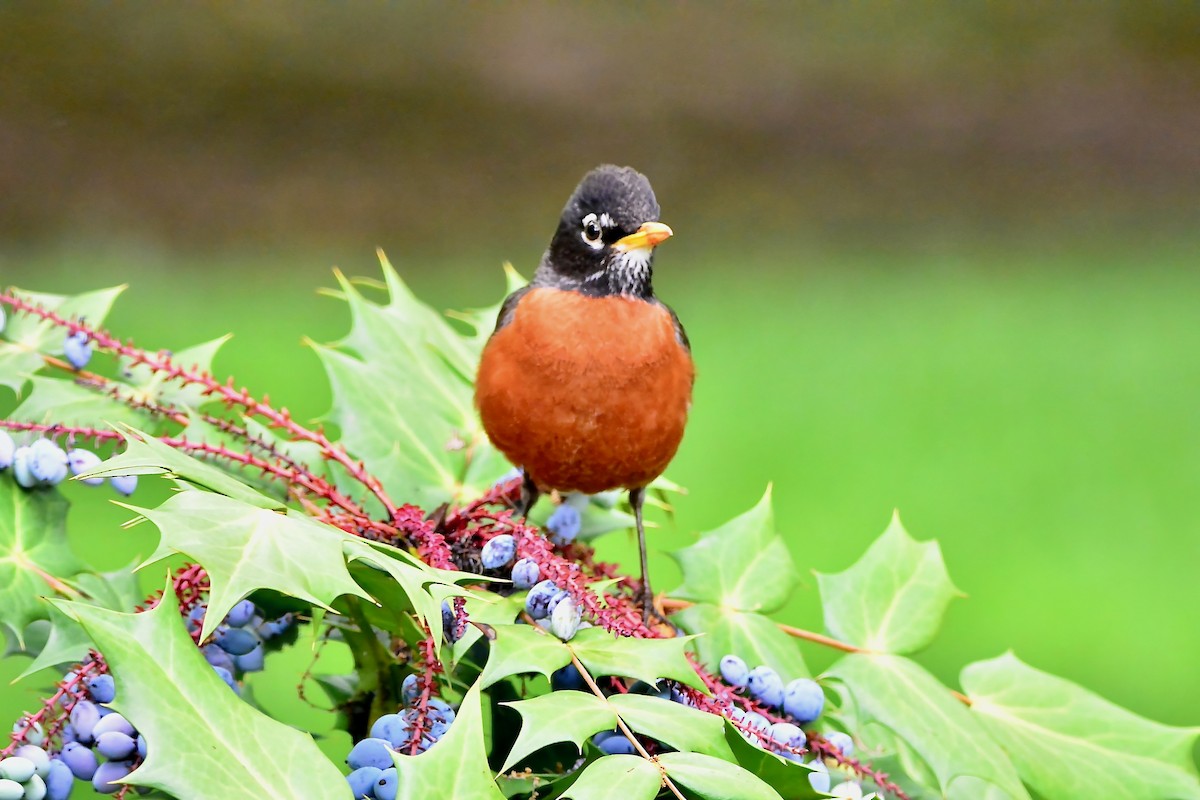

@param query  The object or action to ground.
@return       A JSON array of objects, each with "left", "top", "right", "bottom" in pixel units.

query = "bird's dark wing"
[
  {"left": 491, "top": 285, "right": 533, "bottom": 335},
  {"left": 658, "top": 300, "right": 691, "bottom": 352}
]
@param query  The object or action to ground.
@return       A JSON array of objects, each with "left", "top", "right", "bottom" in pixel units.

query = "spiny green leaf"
[
  {"left": 314, "top": 254, "right": 505, "bottom": 509},
  {"left": 501, "top": 691, "right": 615, "bottom": 771},
  {"left": 0, "top": 286, "right": 124, "bottom": 392},
  {"left": 560, "top": 755, "right": 661, "bottom": 800},
  {"left": 657, "top": 751, "right": 783, "bottom": 800},
  {"left": 18, "top": 568, "right": 143, "bottom": 679},
  {"left": 828, "top": 653, "right": 1029, "bottom": 799},
  {"left": 608, "top": 694, "right": 734, "bottom": 759},
  {"left": 479, "top": 623, "right": 572, "bottom": 688},
  {"left": 53, "top": 582, "right": 350, "bottom": 800},
  {"left": 75, "top": 425, "right": 282, "bottom": 509},
  {"left": 120, "top": 335, "right": 231, "bottom": 409},
  {"left": 10, "top": 376, "right": 150, "bottom": 429},
  {"left": 669, "top": 488, "right": 796, "bottom": 612},
  {"left": 671, "top": 603, "right": 809, "bottom": 680},
  {"left": 816, "top": 512, "right": 961, "bottom": 654},
  {"left": 391, "top": 678, "right": 505, "bottom": 799},
  {"left": 569, "top": 627, "right": 705, "bottom": 691},
  {"left": 0, "top": 479, "right": 82, "bottom": 646},
  {"left": 962, "top": 652, "right": 1200, "bottom": 800},
  {"left": 134, "top": 491, "right": 371, "bottom": 640}
]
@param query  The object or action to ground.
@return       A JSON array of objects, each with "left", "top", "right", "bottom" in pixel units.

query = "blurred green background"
[{"left": 3, "top": 1, "right": 1198, "bottom": 781}]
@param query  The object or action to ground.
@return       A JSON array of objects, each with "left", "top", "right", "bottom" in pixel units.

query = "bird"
[{"left": 475, "top": 165, "right": 694, "bottom": 624}]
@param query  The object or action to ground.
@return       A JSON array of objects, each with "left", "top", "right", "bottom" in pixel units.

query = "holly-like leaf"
[
  {"left": 313, "top": 255, "right": 506, "bottom": 509},
  {"left": 134, "top": 490, "right": 371, "bottom": 640},
  {"left": 501, "top": 691, "right": 615, "bottom": 771},
  {"left": 53, "top": 583, "right": 350, "bottom": 800},
  {"left": 18, "top": 568, "right": 143, "bottom": 679},
  {"left": 76, "top": 425, "right": 282, "bottom": 510},
  {"left": 569, "top": 627, "right": 705, "bottom": 691},
  {"left": 120, "top": 335, "right": 231, "bottom": 409},
  {"left": 657, "top": 752, "right": 783, "bottom": 800},
  {"left": 671, "top": 603, "right": 809, "bottom": 680},
  {"left": 669, "top": 488, "right": 795, "bottom": 613},
  {"left": 828, "top": 653, "right": 1029, "bottom": 799},
  {"left": 560, "top": 755, "right": 661, "bottom": 800},
  {"left": 0, "top": 286, "right": 124, "bottom": 392},
  {"left": 479, "top": 623, "right": 572, "bottom": 688},
  {"left": 608, "top": 694, "right": 734, "bottom": 759},
  {"left": 391, "top": 678, "right": 506, "bottom": 799},
  {"left": 10, "top": 376, "right": 150, "bottom": 429},
  {"left": 816, "top": 512, "right": 961, "bottom": 654},
  {"left": 0, "top": 479, "right": 82, "bottom": 646},
  {"left": 962, "top": 652, "right": 1200, "bottom": 800}
]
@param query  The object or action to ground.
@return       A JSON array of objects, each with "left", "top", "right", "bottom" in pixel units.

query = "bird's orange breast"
[{"left": 475, "top": 287, "right": 694, "bottom": 494}]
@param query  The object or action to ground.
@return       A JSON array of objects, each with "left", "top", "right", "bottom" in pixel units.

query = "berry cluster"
[
  {"left": 718, "top": 654, "right": 860, "bottom": 795},
  {"left": 523, "top": 578, "right": 585, "bottom": 641},
  {"left": 344, "top": 676, "right": 457, "bottom": 799},
  {"left": 189, "top": 600, "right": 296, "bottom": 690},
  {"left": 0, "top": 432, "right": 136, "bottom": 495}
]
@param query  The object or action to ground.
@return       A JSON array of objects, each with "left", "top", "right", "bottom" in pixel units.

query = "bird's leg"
[
  {"left": 630, "top": 487, "right": 657, "bottom": 625},
  {"left": 518, "top": 470, "right": 540, "bottom": 517}
]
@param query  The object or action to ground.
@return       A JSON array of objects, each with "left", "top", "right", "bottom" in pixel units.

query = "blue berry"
[
  {"left": 63, "top": 331, "right": 92, "bottom": 370},
  {"left": 550, "top": 597, "right": 582, "bottom": 641},
  {"left": 60, "top": 742, "right": 97, "bottom": 780},
  {"left": 824, "top": 730, "right": 854, "bottom": 756},
  {"left": 93, "top": 713, "right": 134, "bottom": 738},
  {"left": 136, "top": 734, "right": 147, "bottom": 759},
  {"left": 212, "top": 665, "right": 238, "bottom": 692},
  {"left": 27, "top": 440, "right": 68, "bottom": 486},
  {"left": 0, "top": 431, "right": 14, "bottom": 470},
  {"left": 256, "top": 612, "right": 295, "bottom": 640},
  {"left": 370, "top": 714, "right": 408, "bottom": 748},
  {"left": 110, "top": 474, "right": 137, "bottom": 496},
  {"left": 91, "top": 760, "right": 132, "bottom": 794},
  {"left": 546, "top": 504, "right": 581, "bottom": 544},
  {"left": 68, "top": 701, "right": 100, "bottom": 744},
  {"left": 86, "top": 673, "right": 116, "bottom": 704},
  {"left": 96, "top": 731, "right": 138, "bottom": 761},
  {"left": 347, "top": 738, "right": 394, "bottom": 771},
  {"left": 719, "top": 654, "right": 749, "bottom": 687},
  {"left": 11, "top": 447, "right": 36, "bottom": 489},
  {"left": 235, "top": 644, "right": 265, "bottom": 673},
  {"left": 510, "top": 558, "right": 540, "bottom": 589},
  {"left": 0, "top": 305, "right": 5, "bottom": 334},
  {"left": 551, "top": 663, "right": 584, "bottom": 691},
  {"left": 400, "top": 674, "right": 421, "bottom": 707},
  {"left": 225, "top": 599, "right": 256, "bottom": 628},
  {"left": 783, "top": 678, "right": 825, "bottom": 724},
  {"left": 346, "top": 765, "right": 383, "bottom": 798},
  {"left": 747, "top": 666, "right": 785, "bottom": 708},
  {"left": 597, "top": 735, "right": 637, "bottom": 755},
  {"left": 11, "top": 745, "right": 49, "bottom": 779},
  {"left": 24, "top": 774, "right": 47, "bottom": 800},
  {"left": 374, "top": 767, "right": 398, "bottom": 800},
  {"left": 427, "top": 698, "right": 455, "bottom": 725},
  {"left": 807, "top": 761, "right": 831, "bottom": 794},
  {"left": 0, "top": 780, "right": 22, "bottom": 800},
  {"left": 67, "top": 448, "right": 104, "bottom": 486},
  {"left": 441, "top": 601, "right": 460, "bottom": 644},
  {"left": 214, "top": 625, "right": 260, "bottom": 656},
  {"left": 480, "top": 534, "right": 516, "bottom": 569},
  {"left": 44, "top": 759, "right": 73, "bottom": 800},
  {"left": 524, "top": 580, "right": 560, "bottom": 619},
  {"left": 767, "top": 721, "right": 805, "bottom": 750},
  {"left": 202, "top": 643, "right": 234, "bottom": 672},
  {"left": 0, "top": 757, "right": 35, "bottom": 783}
]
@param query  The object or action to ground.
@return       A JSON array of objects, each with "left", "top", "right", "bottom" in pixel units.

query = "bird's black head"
[{"left": 535, "top": 165, "right": 672, "bottom": 299}]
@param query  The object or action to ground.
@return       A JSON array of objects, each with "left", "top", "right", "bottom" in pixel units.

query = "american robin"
[{"left": 475, "top": 165, "right": 694, "bottom": 623}]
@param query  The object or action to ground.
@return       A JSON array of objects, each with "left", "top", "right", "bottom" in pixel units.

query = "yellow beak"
[{"left": 613, "top": 221, "right": 674, "bottom": 252}]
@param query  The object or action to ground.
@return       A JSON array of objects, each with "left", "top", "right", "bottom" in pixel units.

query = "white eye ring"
[{"left": 581, "top": 213, "right": 603, "bottom": 249}]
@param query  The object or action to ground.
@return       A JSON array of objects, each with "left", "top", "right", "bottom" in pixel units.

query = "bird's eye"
[{"left": 581, "top": 213, "right": 603, "bottom": 247}]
